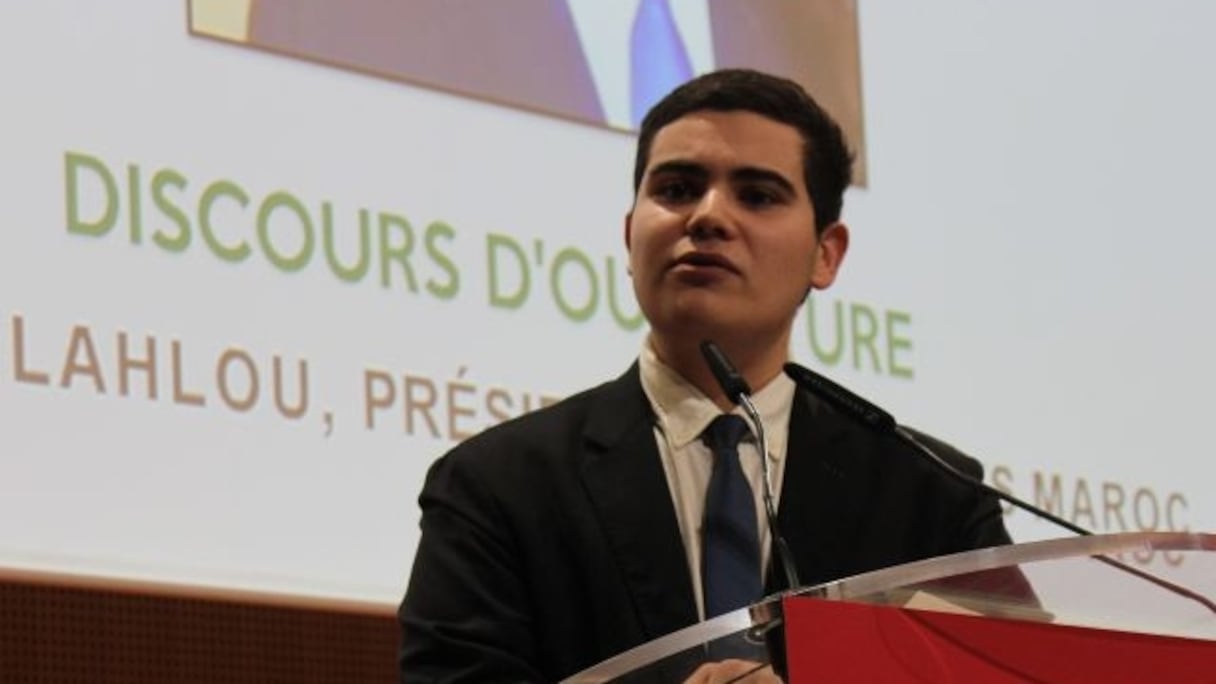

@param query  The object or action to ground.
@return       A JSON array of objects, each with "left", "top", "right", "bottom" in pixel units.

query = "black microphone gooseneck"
[
  {"left": 782, "top": 360, "right": 1216, "bottom": 615},
  {"left": 699, "top": 341, "right": 800, "bottom": 593}
]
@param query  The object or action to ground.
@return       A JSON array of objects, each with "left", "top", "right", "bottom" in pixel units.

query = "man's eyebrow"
[
  {"left": 645, "top": 160, "right": 798, "bottom": 196},
  {"left": 645, "top": 160, "right": 709, "bottom": 180}
]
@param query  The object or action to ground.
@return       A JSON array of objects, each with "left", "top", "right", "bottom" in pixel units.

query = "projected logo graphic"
[{"left": 187, "top": 0, "right": 868, "bottom": 184}]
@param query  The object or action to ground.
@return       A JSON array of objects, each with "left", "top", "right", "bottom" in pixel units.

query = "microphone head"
[{"left": 699, "top": 341, "right": 752, "bottom": 404}]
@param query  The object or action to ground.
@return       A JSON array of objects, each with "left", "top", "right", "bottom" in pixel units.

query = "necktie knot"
[{"left": 701, "top": 414, "right": 751, "bottom": 455}]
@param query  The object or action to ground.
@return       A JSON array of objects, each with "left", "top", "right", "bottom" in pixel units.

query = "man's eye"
[
  {"left": 654, "top": 180, "right": 698, "bottom": 202},
  {"left": 739, "top": 187, "right": 780, "bottom": 207}
]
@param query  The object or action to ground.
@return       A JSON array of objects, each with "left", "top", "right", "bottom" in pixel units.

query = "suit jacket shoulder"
[
  {"left": 400, "top": 365, "right": 696, "bottom": 682},
  {"left": 776, "top": 389, "right": 1013, "bottom": 588}
]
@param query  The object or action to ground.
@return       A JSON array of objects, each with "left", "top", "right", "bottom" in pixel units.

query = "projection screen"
[{"left": 1, "top": 1, "right": 1212, "bottom": 605}]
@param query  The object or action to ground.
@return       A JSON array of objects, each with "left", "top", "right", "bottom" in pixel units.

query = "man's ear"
[
  {"left": 623, "top": 212, "right": 633, "bottom": 250},
  {"left": 809, "top": 221, "right": 849, "bottom": 290}
]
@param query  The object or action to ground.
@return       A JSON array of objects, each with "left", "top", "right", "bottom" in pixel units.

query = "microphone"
[
  {"left": 700, "top": 341, "right": 752, "bottom": 404},
  {"left": 699, "top": 341, "right": 801, "bottom": 593},
  {"left": 782, "top": 360, "right": 1216, "bottom": 614}
]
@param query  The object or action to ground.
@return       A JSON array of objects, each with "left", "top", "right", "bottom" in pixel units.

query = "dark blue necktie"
[{"left": 701, "top": 414, "right": 762, "bottom": 619}]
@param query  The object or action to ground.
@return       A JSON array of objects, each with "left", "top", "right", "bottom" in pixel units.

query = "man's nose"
[{"left": 685, "top": 188, "right": 733, "bottom": 242}]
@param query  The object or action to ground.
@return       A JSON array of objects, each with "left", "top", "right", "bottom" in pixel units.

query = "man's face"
[{"left": 626, "top": 110, "right": 846, "bottom": 348}]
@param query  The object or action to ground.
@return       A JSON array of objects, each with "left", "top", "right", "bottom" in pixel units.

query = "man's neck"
[{"left": 648, "top": 333, "right": 789, "bottom": 411}]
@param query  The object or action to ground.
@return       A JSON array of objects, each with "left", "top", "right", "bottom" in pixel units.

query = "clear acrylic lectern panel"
[{"left": 562, "top": 532, "right": 1216, "bottom": 683}]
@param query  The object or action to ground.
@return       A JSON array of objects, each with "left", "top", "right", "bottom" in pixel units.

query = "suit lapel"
[
  {"left": 578, "top": 366, "right": 699, "bottom": 639},
  {"left": 773, "top": 389, "right": 870, "bottom": 589}
]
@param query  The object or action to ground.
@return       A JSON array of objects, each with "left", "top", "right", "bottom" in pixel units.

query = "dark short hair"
[{"left": 633, "top": 68, "right": 853, "bottom": 232}]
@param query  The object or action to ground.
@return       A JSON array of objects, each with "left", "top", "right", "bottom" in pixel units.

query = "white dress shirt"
[{"left": 638, "top": 340, "right": 795, "bottom": 620}]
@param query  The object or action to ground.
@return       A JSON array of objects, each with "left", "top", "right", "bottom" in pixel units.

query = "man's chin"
[
  {"left": 650, "top": 303, "right": 792, "bottom": 349},
  {"left": 655, "top": 307, "right": 738, "bottom": 340}
]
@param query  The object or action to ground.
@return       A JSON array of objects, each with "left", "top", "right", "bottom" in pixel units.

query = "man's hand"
[{"left": 682, "top": 659, "right": 782, "bottom": 683}]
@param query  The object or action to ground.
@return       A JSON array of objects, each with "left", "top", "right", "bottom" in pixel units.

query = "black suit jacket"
[{"left": 398, "top": 365, "right": 1012, "bottom": 682}]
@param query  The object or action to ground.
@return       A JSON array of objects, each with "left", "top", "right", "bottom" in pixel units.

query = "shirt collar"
[{"left": 639, "top": 337, "right": 794, "bottom": 461}]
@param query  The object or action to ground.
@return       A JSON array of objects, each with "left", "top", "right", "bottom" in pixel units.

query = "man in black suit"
[{"left": 398, "top": 69, "right": 1012, "bottom": 682}]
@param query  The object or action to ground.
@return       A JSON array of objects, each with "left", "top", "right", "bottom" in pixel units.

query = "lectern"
[{"left": 563, "top": 532, "right": 1216, "bottom": 682}]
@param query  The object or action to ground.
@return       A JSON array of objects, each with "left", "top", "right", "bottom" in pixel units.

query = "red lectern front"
[{"left": 562, "top": 532, "right": 1216, "bottom": 683}]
